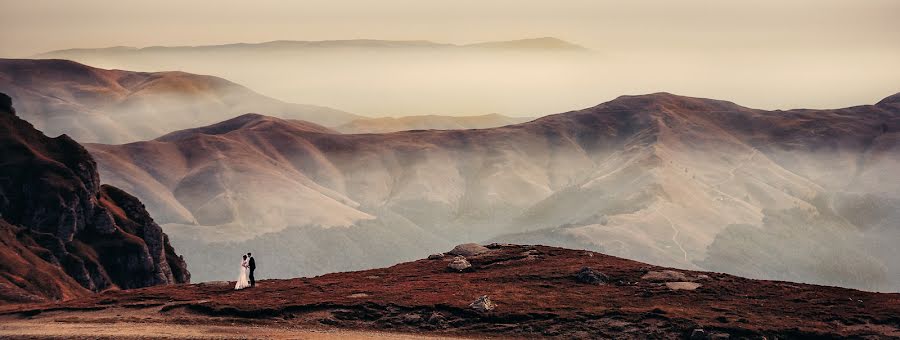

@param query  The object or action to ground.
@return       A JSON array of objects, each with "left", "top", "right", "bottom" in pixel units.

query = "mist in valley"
[
  {"left": 34, "top": 42, "right": 900, "bottom": 118},
  {"left": 4, "top": 0, "right": 899, "bottom": 295},
  {"left": 79, "top": 93, "right": 900, "bottom": 292}
]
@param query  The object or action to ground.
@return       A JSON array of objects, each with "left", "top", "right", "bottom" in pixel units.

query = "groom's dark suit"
[{"left": 248, "top": 256, "right": 256, "bottom": 287}]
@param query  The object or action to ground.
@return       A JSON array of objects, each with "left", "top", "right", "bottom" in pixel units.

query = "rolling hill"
[
  {"left": 86, "top": 92, "right": 900, "bottom": 290},
  {"left": 0, "top": 58, "right": 360, "bottom": 143},
  {"left": 2, "top": 244, "right": 899, "bottom": 338}
]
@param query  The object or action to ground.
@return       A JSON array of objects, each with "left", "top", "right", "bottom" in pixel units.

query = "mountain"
[
  {"left": 28, "top": 38, "right": 596, "bottom": 118},
  {"left": 35, "top": 38, "right": 588, "bottom": 58},
  {"left": 2, "top": 244, "right": 898, "bottom": 338},
  {"left": 464, "top": 37, "right": 588, "bottom": 50},
  {"left": 85, "top": 92, "right": 900, "bottom": 290},
  {"left": 0, "top": 58, "right": 360, "bottom": 143},
  {"left": 335, "top": 113, "right": 533, "bottom": 133},
  {"left": 0, "top": 93, "right": 189, "bottom": 304}
]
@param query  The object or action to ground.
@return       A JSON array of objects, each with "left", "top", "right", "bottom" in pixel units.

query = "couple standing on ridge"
[{"left": 234, "top": 252, "right": 256, "bottom": 290}]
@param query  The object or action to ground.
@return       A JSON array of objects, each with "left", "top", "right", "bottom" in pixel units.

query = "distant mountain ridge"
[
  {"left": 35, "top": 37, "right": 588, "bottom": 57},
  {"left": 335, "top": 113, "right": 533, "bottom": 133},
  {"left": 0, "top": 58, "right": 361, "bottom": 143},
  {"left": 86, "top": 92, "right": 900, "bottom": 290}
]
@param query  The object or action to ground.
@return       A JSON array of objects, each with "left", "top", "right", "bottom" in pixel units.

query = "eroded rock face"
[{"left": 0, "top": 93, "right": 189, "bottom": 302}]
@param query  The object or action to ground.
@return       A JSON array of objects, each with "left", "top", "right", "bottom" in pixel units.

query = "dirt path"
[{"left": 0, "top": 308, "right": 478, "bottom": 340}]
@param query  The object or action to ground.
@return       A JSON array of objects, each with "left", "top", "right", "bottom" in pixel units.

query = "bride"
[{"left": 234, "top": 254, "right": 251, "bottom": 290}]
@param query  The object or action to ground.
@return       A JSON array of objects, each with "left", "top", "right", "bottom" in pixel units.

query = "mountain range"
[
  {"left": 85, "top": 91, "right": 900, "bottom": 290},
  {"left": 335, "top": 113, "right": 533, "bottom": 134},
  {"left": 27, "top": 38, "right": 599, "bottom": 118},
  {"left": 0, "top": 58, "right": 360, "bottom": 143},
  {"left": 34, "top": 38, "right": 588, "bottom": 58}
]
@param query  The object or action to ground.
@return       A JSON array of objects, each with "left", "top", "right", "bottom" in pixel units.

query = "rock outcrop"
[
  {"left": 0, "top": 93, "right": 188, "bottom": 303},
  {"left": 447, "top": 243, "right": 490, "bottom": 257},
  {"left": 447, "top": 256, "right": 472, "bottom": 272},
  {"left": 574, "top": 267, "right": 608, "bottom": 285}
]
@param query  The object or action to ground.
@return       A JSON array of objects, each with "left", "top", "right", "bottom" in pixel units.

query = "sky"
[
  {"left": 1, "top": 0, "right": 899, "bottom": 113},
  {"left": 2, "top": 0, "right": 898, "bottom": 57}
]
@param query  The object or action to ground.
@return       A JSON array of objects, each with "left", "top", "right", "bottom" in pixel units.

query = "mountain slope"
[
  {"left": 87, "top": 92, "right": 900, "bottom": 290},
  {"left": 0, "top": 93, "right": 189, "bottom": 303},
  {"left": 334, "top": 113, "right": 533, "bottom": 133},
  {"left": 2, "top": 244, "right": 898, "bottom": 338},
  {"left": 0, "top": 58, "right": 360, "bottom": 143}
]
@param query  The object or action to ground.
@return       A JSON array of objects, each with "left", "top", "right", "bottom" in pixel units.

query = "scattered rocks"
[
  {"left": 427, "top": 312, "right": 446, "bottom": 324},
  {"left": 427, "top": 253, "right": 445, "bottom": 260},
  {"left": 575, "top": 267, "right": 609, "bottom": 285},
  {"left": 665, "top": 282, "right": 702, "bottom": 291},
  {"left": 642, "top": 270, "right": 692, "bottom": 282},
  {"left": 448, "top": 243, "right": 491, "bottom": 257},
  {"left": 690, "top": 328, "right": 731, "bottom": 339},
  {"left": 469, "top": 295, "right": 496, "bottom": 312},
  {"left": 401, "top": 313, "right": 423, "bottom": 324},
  {"left": 447, "top": 256, "right": 472, "bottom": 272}
]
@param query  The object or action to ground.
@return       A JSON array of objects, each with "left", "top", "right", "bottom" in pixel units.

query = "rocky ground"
[{"left": 2, "top": 244, "right": 899, "bottom": 339}]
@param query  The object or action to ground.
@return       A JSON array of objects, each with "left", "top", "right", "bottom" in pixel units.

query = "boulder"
[
  {"left": 427, "top": 253, "right": 445, "bottom": 260},
  {"left": 447, "top": 256, "right": 472, "bottom": 272},
  {"left": 641, "top": 270, "right": 691, "bottom": 282},
  {"left": 469, "top": 295, "right": 496, "bottom": 312},
  {"left": 575, "top": 267, "right": 608, "bottom": 285},
  {"left": 448, "top": 243, "right": 490, "bottom": 257},
  {"left": 666, "top": 282, "right": 702, "bottom": 291}
]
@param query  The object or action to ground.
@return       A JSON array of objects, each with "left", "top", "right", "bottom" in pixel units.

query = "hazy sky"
[
  {"left": 2, "top": 0, "right": 898, "bottom": 56},
  {"left": 2, "top": 0, "right": 899, "bottom": 112}
]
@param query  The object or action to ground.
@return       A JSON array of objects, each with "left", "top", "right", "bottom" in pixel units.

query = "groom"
[{"left": 247, "top": 252, "right": 256, "bottom": 287}]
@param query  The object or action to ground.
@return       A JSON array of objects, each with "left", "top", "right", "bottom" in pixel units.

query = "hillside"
[
  {"left": 84, "top": 92, "right": 900, "bottom": 290},
  {"left": 2, "top": 244, "right": 898, "bottom": 339},
  {"left": 28, "top": 38, "right": 598, "bottom": 118},
  {"left": 0, "top": 58, "right": 360, "bottom": 143},
  {"left": 335, "top": 113, "right": 533, "bottom": 133},
  {"left": 0, "top": 93, "right": 189, "bottom": 304}
]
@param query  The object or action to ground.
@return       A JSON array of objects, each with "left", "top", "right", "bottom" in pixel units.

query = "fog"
[
  {"left": 83, "top": 96, "right": 900, "bottom": 291},
  {"left": 33, "top": 46, "right": 900, "bottom": 117}
]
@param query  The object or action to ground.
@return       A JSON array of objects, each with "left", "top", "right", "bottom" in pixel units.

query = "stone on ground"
[
  {"left": 666, "top": 282, "right": 702, "bottom": 291},
  {"left": 448, "top": 243, "right": 490, "bottom": 257},
  {"left": 575, "top": 267, "right": 608, "bottom": 285},
  {"left": 469, "top": 295, "right": 496, "bottom": 312},
  {"left": 642, "top": 270, "right": 692, "bottom": 282},
  {"left": 447, "top": 256, "right": 472, "bottom": 272}
]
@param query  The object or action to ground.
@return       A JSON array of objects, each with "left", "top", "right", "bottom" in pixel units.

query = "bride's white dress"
[{"left": 234, "top": 258, "right": 251, "bottom": 290}]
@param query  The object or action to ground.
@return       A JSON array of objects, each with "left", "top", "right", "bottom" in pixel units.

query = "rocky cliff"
[{"left": 0, "top": 92, "right": 188, "bottom": 303}]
